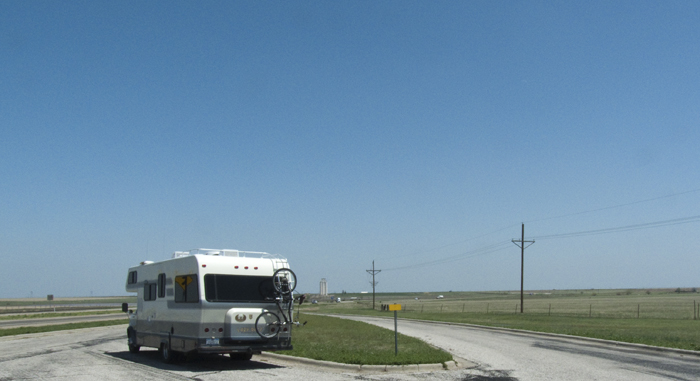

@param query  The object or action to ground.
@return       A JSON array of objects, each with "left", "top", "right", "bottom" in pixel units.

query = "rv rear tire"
[
  {"left": 229, "top": 352, "right": 253, "bottom": 361},
  {"left": 160, "top": 342, "right": 176, "bottom": 364}
]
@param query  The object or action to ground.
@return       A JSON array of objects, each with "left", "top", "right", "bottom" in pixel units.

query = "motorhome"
[{"left": 123, "top": 248, "right": 297, "bottom": 362}]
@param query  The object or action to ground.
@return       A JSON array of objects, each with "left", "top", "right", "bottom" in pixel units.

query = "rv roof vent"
[{"left": 140, "top": 261, "right": 154, "bottom": 265}]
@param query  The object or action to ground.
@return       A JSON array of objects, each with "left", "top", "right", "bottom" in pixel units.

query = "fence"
[{"left": 381, "top": 299, "right": 700, "bottom": 320}]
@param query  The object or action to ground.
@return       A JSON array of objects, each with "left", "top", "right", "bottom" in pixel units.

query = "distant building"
[{"left": 320, "top": 278, "right": 328, "bottom": 295}]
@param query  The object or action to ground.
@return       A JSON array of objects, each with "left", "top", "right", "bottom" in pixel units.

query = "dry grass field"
[{"left": 308, "top": 288, "right": 700, "bottom": 320}]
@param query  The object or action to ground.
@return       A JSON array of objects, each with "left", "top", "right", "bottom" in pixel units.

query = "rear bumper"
[
  {"left": 197, "top": 341, "right": 292, "bottom": 354},
  {"left": 193, "top": 336, "right": 292, "bottom": 354},
  {"left": 133, "top": 329, "right": 292, "bottom": 355}
]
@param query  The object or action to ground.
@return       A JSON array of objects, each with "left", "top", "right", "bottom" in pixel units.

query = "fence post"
[
  {"left": 441, "top": 304, "right": 443, "bottom": 312},
  {"left": 421, "top": 304, "right": 424, "bottom": 313},
  {"left": 589, "top": 304, "right": 592, "bottom": 318},
  {"left": 637, "top": 304, "right": 640, "bottom": 319},
  {"left": 549, "top": 304, "right": 551, "bottom": 316}
]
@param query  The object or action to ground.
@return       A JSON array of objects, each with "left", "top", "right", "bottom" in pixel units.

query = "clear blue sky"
[{"left": 2, "top": 1, "right": 699, "bottom": 298}]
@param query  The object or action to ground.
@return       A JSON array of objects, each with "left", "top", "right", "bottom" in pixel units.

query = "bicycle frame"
[{"left": 255, "top": 268, "right": 300, "bottom": 339}]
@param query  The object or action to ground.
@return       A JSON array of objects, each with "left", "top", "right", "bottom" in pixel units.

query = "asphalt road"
[
  {"left": 0, "top": 317, "right": 698, "bottom": 380},
  {"left": 340, "top": 315, "right": 700, "bottom": 380}
]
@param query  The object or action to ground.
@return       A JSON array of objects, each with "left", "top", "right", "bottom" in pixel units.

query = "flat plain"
[
  {"left": 300, "top": 288, "right": 700, "bottom": 351},
  {"left": 2, "top": 288, "right": 699, "bottom": 350}
]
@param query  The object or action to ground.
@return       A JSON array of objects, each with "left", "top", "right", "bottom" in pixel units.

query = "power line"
[
  {"left": 525, "top": 188, "right": 700, "bottom": 224},
  {"left": 383, "top": 240, "right": 512, "bottom": 272},
  {"left": 379, "top": 187, "right": 700, "bottom": 269},
  {"left": 380, "top": 214, "right": 700, "bottom": 275},
  {"left": 531, "top": 214, "right": 700, "bottom": 240},
  {"left": 380, "top": 224, "right": 520, "bottom": 262},
  {"left": 376, "top": 187, "right": 700, "bottom": 276}
]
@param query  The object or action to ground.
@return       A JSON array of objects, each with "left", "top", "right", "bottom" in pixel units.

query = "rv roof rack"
[{"left": 172, "top": 248, "right": 285, "bottom": 259}]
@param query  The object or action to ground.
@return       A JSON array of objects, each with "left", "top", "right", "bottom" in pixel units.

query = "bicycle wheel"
[
  {"left": 255, "top": 311, "right": 281, "bottom": 339},
  {"left": 272, "top": 268, "right": 297, "bottom": 295}
]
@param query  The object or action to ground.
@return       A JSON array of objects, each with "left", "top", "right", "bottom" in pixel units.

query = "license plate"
[{"left": 206, "top": 338, "right": 219, "bottom": 345}]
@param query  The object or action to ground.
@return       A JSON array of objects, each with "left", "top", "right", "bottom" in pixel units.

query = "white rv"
[{"left": 123, "top": 248, "right": 297, "bottom": 363}]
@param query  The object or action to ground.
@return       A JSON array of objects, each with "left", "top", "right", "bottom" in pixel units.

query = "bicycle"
[{"left": 255, "top": 268, "right": 303, "bottom": 339}]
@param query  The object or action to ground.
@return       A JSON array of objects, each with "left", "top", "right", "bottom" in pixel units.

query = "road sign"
[{"left": 389, "top": 304, "right": 401, "bottom": 354}]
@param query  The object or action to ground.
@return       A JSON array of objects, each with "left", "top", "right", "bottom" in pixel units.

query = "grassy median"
[{"left": 285, "top": 314, "right": 453, "bottom": 365}]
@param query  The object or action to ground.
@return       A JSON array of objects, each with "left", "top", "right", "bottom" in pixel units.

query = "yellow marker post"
[{"left": 389, "top": 304, "right": 401, "bottom": 355}]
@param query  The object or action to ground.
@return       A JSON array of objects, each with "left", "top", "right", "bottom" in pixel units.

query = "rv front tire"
[{"left": 127, "top": 328, "right": 140, "bottom": 353}]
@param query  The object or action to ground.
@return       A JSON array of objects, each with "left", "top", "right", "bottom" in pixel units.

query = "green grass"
[
  {"left": 285, "top": 314, "right": 453, "bottom": 365},
  {"left": 0, "top": 320, "right": 127, "bottom": 337}
]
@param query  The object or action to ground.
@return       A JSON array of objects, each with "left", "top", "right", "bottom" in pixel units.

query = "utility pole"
[
  {"left": 512, "top": 223, "right": 534, "bottom": 313},
  {"left": 366, "top": 260, "right": 381, "bottom": 310}
]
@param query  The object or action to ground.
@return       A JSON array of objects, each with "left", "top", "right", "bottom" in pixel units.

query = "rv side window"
[
  {"left": 128, "top": 271, "right": 137, "bottom": 284},
  {"left": 157, "top": 273, "right": 166, "bottom": 298},
  {"left": 174, "top": 275, "right": 199, "bottom": 303},
  {"left": 144, "top": 283, "right": 157, "bottom": 301}
]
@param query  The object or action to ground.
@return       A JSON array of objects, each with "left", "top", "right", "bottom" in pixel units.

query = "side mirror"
[{"left": 122, "top": 303, "right": 129, "bottom": 313}]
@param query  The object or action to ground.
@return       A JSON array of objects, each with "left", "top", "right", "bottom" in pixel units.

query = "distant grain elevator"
[{"left": 320, "top": 278, "right": 328, "bottom": 295}]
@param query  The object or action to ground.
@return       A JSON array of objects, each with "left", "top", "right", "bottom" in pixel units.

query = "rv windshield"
[{"left": 204, "top": 274, "right": 276, "bottom": 302}]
